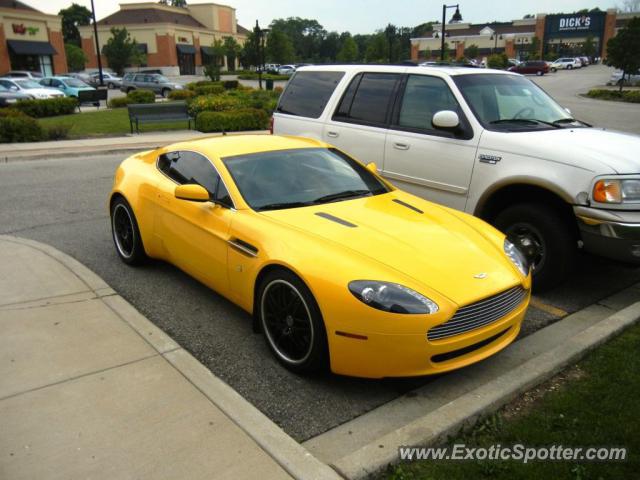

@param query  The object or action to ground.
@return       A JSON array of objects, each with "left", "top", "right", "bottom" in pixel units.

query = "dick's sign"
[{"left": 558, "top": 15, "right": 592, "bottom": 31}]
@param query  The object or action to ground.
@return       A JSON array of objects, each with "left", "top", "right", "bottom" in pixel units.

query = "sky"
[{"left": 26, "top": 0, "right": 622, "bottom": 34}]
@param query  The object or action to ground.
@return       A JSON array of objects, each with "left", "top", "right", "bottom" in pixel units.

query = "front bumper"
[{"left": 574, "top": 206, "right": 640, "bottom": 264}]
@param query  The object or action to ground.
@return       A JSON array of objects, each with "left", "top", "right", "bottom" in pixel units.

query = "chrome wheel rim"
[
  {"left": 506, "top": 222, "right": 545, "bottom": 272},
  {"left": 112, "top": 204, "right": 135, "bottom": 259},
  {"left": 261, "top": 279, "right": 314, "bottom": 365}
]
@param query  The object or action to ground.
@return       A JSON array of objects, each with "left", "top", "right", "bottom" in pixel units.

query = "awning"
[
  {"left": 176, "top": 44, "right": 196, "bottom": 54},
  {"left": 7, "top": 39, "right": 57, "bottom": 56},
  {"left": 200, "top": 46, "right": 214, "bottom": 57}
]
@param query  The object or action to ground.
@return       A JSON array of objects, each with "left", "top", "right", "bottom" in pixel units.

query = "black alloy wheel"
[{"left": 110, "top": 197, "right": 146, "bottom": 265}]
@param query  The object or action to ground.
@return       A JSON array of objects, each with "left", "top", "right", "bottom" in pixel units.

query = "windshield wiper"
[
  {"left": 552, "top": 117, "right": 590, "bottom": 127},
  {"left": 490, "top": 118, "right": 560, "bottom": 128},
  {"left": 255, "top": 201, "right": 315, "bottom": 211},
  {"left": 313, "top": 189, "right": 372, "bottom": 204}
]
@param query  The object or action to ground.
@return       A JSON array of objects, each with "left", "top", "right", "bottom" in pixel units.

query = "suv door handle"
[
  {"left": 326, "top": 131, "right": 339, "bottom": 138},
  {"left": 393, "top": 142, "right": 410, "bottom": 151}
]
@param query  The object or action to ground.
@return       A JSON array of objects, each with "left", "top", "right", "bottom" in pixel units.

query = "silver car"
[
  {"left": 609, "top": 70, "right": 640, "bottom": 86},
  {"left": 90, "top": 72, "right": 122, "bottom": 89},
  {"left": 120, "top": 73, "right": 183, "bottom": 97}
]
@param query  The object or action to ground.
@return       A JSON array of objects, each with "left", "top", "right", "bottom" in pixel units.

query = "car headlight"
[
  {"left": 504, "top": 239, "right": 529, "bottom": 276},
  {"left": 593, "top": 178, "right": 640, "bottom": 203},
  {"left": 348, "top": 280, "right": 439, "bottom": 314}
]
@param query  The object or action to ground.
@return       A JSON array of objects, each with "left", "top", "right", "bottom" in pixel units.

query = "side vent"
[
  {"left": 315, "top": 212, "right": 357, "bottom": 228},
  {"left": 392, "top": 198, "right": 424, "bottom": 214},
  {"left": 228, "top": 238, "right": 258, "bottom": 257}
]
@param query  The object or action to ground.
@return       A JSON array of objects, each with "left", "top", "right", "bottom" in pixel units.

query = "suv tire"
[
  {"left": 494, "top": 203, "right": 576, "bottom": 292},
  {"left": 162, "top": 88, "right": 170, "bottom": 98}
]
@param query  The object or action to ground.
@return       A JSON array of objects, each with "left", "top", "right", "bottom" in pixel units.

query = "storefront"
[
  {"left": 543, "top": 12, "right": 606, "bottom": 57},
  {"left": 0, "top": 0, "right": 67, "bottom": 76}
]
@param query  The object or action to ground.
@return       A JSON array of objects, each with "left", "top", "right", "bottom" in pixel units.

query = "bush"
[
  {"left": 238, "top": 73, "right": 289, "bottom": 81},
  {"left": 222, "top": 80, "right": 239, "bottom": 90},
  {"left": 196, "top": 108, "right": 269, "bottom": 133},
  {"left": 0, "top": 115, "right": 44, "bottom": 142},
  {"left": 45, "top": 124, "right": 71, "bottom": 140},
  {"left": 587, "top": 89, "right": 640, "bottom": 103},
  {"left": 126, "top": 89, "right": 155, "bottom": 104},
  {"left": 12, "top": 97, "right": 78, "bottom": 118},
  {"left": 186, "top": 80, "right": 222, "bottom": 90},
  {"left": 168, "top": 89, "right": 196, "bottom": 101},
  {"left": 108, "top": 96, "right": 130, "bottom": 108},
  {"left": 189, "top": 94, "right": 245, "bottom": 115},
  {"left": 487, "top": 53, "right": 509, "bottom": 69},
  {"left": 194, "top": 84, "right": 225, "bottom": 96},
  {"left": 0, "top": 108, "right": 29, "bottom": 118}
]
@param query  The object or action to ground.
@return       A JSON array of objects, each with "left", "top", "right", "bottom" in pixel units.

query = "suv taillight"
[{"left": 269, "top": 116, "right": 274, "bottom": 134}]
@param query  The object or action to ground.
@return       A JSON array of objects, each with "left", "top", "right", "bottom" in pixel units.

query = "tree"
[
  {"left": 384, "top": 24, "right": 397, "bottom": 63},
  {"left": 420, "top": 47, "right": 432, "bottom": 60},
  {"left": 336, "top": 35, "right": 358, "bottom": 62},
  {"left": 619, "top": 0, "right": 640, "bottom": 12},
  {"left": 223, "top": 36, "right": 241, "bottom": 71},
  {"left": 365, "top": 32, "right": 388, "bottom": 63},
  {"left": 269, "top": 17, "right": 326, "bottom": 62},
  {"left": 464, "top": 44, "right": 479, "bottom": 60},
  {"left": 606, "top": 17, "right": 640, "bottom": 91},
  {"left": 65, "top": 43, "right": 87, "bottom": 71},
  {"left": 101, "top": 27, "right": 145, "bottom": 76},
  {"left": 529, "top": 36, "right": 541, "bottom": 60},
  {"left": 441, "top": 41, "right": 451, "bottom": 61},
  {"left": 583, "top": 34, "right": 596, "bottom": 59},
  {"left": 266, "top": 29, "right": 295, "bottom": 64},
  {"left": 411, "top": 22, "right": 433, "bottom": 38},
  {"left": 319, "top": 31, "right": 340, "bottom": 62},
  {"left": 171, "top": 0, "right": 187, "bottom": 7},
  {"left": 239, "top": 31, "right": 260, "bottom": 70},
  {"left": 58, "top": 3, "right": 91, "bottom": 46},
  {"left": 204, "top": 38, "right": 225, "bottom": 80}
]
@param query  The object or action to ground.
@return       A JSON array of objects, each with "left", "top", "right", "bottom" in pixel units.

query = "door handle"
[
  {"left": 326, "top": 131, "right": 339, "bottom": 138},
  {"left": 393, "top": 142, "right": 410, "bottom": 151}
]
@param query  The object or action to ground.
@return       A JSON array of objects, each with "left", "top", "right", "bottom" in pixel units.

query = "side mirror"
[
  {"left": 365, "top": 162, "right": 378, "bottom": 173},
  {"left": 175, "top": 184, "right": 209, "bottom": 202},
  {"left": 432, "top": 110, "right": 460, "bottom": 129}
]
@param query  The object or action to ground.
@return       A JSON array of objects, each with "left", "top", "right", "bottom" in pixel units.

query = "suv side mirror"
[
  {"left": 432, "top": 110, "right": 460, "bottom": 129},
  {"left": 366, "top": 162, "right": 378, "bottom": 173},
  {"left": 175, "top": 184, "right": 209, "bottom": 202}
]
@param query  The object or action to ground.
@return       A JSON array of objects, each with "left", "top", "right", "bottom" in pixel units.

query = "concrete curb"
[
  {"left": 0, "top": 235, "right": 343, "bottom": 480},
  {"left": 331, "top": 301, "right": 640, "bottom": 479}
]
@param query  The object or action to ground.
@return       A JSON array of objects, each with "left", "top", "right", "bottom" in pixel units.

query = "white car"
[
  {"left": 0, "top": 77, "right": 64, "bottom": 99},
  {"left": 278, "top": 65, "right": 297, "bottom": 76},
  {"left": 609, "top": 70, "right": 640, "bottom": 86},
  {"left": 273, "top": 65, "right": 640, "bottom": 289},
  {"left": 551, "top": 57, "right": 581, "bottom": 70}
]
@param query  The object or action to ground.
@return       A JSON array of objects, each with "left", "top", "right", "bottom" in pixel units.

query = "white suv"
[
  {"left": 551, "top": 58, "right": 581, "bottom": 70},
  {"left": 273, "top": 65, "right": 640, "bottom": 290}
]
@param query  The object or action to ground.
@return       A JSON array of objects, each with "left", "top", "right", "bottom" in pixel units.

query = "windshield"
[
  {"left": 223, "top": 148, "right": 389, "bottom": 211},
  {"left": 15, "top": 80, "right": 42, "bottom": 89},
  {"left": 453, "top": 74, "right": 574, "bottom": 130},
  {"left": 63, "top": 78, "right": 88, "bottom": 87}
]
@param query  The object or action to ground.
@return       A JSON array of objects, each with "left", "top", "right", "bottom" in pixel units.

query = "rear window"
[{"left": 276, "top": 71, "right": 344, "bottom": 119}]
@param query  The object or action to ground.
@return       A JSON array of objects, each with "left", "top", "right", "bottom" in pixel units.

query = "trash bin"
[{"left": 266, "top": 79, "right": 274, "bottom": 91}]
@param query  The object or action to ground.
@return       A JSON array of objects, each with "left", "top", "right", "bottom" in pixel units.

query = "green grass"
[
  {"left": 383, "top": 323, "right": 640, "bottom": 480},
  {"left": 38, "top": 108, "right": 193, "bottom": 138}
]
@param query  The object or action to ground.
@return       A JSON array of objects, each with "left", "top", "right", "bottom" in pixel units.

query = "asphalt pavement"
[{"left": 1, "top": 65, "right": 639, "bottom": 442}]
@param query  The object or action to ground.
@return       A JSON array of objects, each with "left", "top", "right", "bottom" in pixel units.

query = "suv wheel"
[
  {"left": 567, "top": 65, "right": 573, "bottom": 70},
  {"left": 108, "top": 82, "right": 115, "bottom": 89},
  {"left": 536, "top": 70, "right": 544, "bottom": 76},
  {"left": 494, "top": 203, "right": 576, "bottom": 292},
  {"left": 161, "top": 88, "right": 170, "bottom": 98}
]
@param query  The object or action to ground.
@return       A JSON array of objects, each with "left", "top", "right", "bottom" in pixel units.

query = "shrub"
[
  {"left": 0, "top": 108, "right": 29, "bottom": 118},
  {"left": 186, "top": 80, "right": 222, "bottom": 90},
  {"left": 189, "top": 94, "right": 244, "bottom": 115},
  {"left": 0, "top": 115, "right": 44, "bottom": 142},
  {"left": 108, "top": 96, "right": 130, "bottom": 108},
  {"left": 586, "top": 89, "right": 640, "bottom": 103},
  {"left": 12, "top": 97, "right": 78, "bottom": 118},
  {"left": 238, "top": 73, "right": 289, "bottom": 81},
  {"left": 222, "top": 80, "right": 239, "bottom": 90},
  {"left": 487, "top": 53, "right": 509, "bottom": 69},
  {"left": 168, "top": 89, "right": 196, "bottom": 101},
  {"left": 194, "top": 84, "right": 225, "bottom": 96},
  {"left": 45, "top": 124, "right": 71, "bottom": 140},
  {"left": 126, "top": 89, "right": 155, "bottom": 104},
  {"left": 196, "top": 108, "right": 269, "bottom": 133}
]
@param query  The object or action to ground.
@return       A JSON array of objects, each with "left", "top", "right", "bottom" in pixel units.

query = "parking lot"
[{"left": 1, "top": 65, "right": 639, "bottom": 442}]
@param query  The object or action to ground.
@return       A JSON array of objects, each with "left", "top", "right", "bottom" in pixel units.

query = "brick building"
[
  {"left": 0, "top": 0, "right": 67, "bottom": 76},
  {"left": 411, "top": 9, "right": 638, "bottom": 62},
  {"left": 78, "top": 2, "right": 249, "bottom": 76}
]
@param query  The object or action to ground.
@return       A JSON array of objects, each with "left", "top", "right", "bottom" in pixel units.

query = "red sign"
[{"left": 12, "top": 23, "right": 26, "bottom": 34}]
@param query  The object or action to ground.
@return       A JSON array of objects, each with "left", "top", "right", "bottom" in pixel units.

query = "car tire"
[
  {"left": 108, "top": 82, "right": 114, "bottom": 89},
  {"left": 162, "top": 88, "right": 170, "bottom": 98},
  {"left": 127, "top": 87, "right": 135, "bottom": 93},
  {"left": 552, "top": 68, "right": 557, "bottom": 72},
  {"left": 494, "top": 203, "right": 576, "bottom": 292},
  {"left": 567, "top": 65, "right": 573, "bottom": 70},
  {"left": 257, "top": 269, "right": 328, "bottom": 374},
  {"left": 110, "top": 196, "right": 146, "bottom": 266},
  {"left": 536, "top": 70, "right": 543, "bottom": 76}
]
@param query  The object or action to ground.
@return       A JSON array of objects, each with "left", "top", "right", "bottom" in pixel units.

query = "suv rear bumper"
[{"left": 574, "top": 206, "right": 640, "bottom": 263}]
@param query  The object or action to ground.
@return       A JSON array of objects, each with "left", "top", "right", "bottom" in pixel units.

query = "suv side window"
[
  {"left": 134, "top": 74, "right": 145, "bottom": 82},
  {"left": 276, "top": 71, "right": 344, "bottom": 118},
  {"left": 157, "top": 151, "right": 233, "bottom": 207},
  {"left": 333, "top": 73, "right": 400, "bottom": 127},
  {"left": 395, "top": 75, "right": 460, "bottom": 132}
]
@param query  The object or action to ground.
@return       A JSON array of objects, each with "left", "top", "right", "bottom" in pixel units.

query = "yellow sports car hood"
[{"left": 260, "top": 191, "right": 522, "bottom": 306}]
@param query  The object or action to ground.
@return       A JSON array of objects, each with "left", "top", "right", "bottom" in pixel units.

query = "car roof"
[
  {"left": 167, "top": 134, "right": 329, "bottom": 159},
  {"left": 294, "top": 64, "right": 516, "bottom": 78}
]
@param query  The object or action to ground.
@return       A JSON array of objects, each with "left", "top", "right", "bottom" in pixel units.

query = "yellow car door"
[{"left": 154, "top": 150, "right": 234, "bottom": 294}]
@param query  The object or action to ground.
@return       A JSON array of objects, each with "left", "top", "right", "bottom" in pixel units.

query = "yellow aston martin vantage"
[{"left": 109, "top": 134, "right": 531, "bottom": 378}]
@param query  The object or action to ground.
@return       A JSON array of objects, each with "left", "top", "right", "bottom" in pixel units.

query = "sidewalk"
[
  {"left": 0, "top": 236, "right": 341, "bottom": 480},
  {"left": 0, "top": 130, "right": 270, "bottom": 163}
]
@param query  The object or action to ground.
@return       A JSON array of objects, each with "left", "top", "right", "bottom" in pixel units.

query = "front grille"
[{"left": 427, "top": 286, "right": 527, "bottom": 341}]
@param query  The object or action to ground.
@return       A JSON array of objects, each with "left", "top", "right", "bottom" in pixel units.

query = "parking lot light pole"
[
  {"left": 90, "top": 0, "right": 104, "bottom": 87},
  {"left": 440, "top": 4, "right": 462, "bottom": 61}
]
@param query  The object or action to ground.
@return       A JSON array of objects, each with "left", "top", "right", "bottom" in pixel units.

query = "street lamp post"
[
  {"left": 440, "top": 4, "right": 462, "bottom": 61},
  {"left": 90, "top": 0, "right": 104, "bottom": 87},
  {"left": 490, "top": 33, "right": 503, "bottom": 55},
  {"left": 254, "top": 20, "right": 269, "bottom": 90}
]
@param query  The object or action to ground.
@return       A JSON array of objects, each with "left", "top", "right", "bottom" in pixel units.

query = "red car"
[{"left": 508, "top": 61, "right": 550, "bottom": 76}]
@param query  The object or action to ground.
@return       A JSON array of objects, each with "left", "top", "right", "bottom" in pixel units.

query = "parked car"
[
  {"left": 3, "top": 70, "right": 43, "bottom": 79},
  {"left": 0, "top": 84, "right": 31, "bottom": 106},
  {"left": 66, "top": 72, "right": 93, "bottom": 84},
  {"left": 89, "top": 72, "right": 122, "bottom": 89},
  {"left": 507, "top": 58, "right": 521, "bottom": 68},
  {"left": 609, "top": 70, "right": 640, "bottom": 86},
  {"left": 508, "top": 60, "right": 549, "bottom": 76},
  {"left": 40, "top": 76, "right": 94, "bottom": 98},
  {"left": 0, "top": 77, "right": 63, "bottom": 99},
  {"left": 120, "top": 73, "right": 184, "bottom": 97},
  {"left": 273, "top": 65, "right": 640, "bottom": 290},
  {"left": 109, "top": 135, "right": 531, "bottom": 378},
  {"left": 263, "top": 63, "right": 281, "bottom": 74},
  {"left": 578, "top": 56, "right": 590, "bottom": 67},
  {"left": 551, "top": 57, "right": 581, "bottom": 70},
  {"left": 277, "top": 65, "right": 297, "bottom": 76}
]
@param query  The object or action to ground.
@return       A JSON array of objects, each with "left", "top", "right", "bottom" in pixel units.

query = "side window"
[
  {"left": 51, "top": 79, "right": 62, "bottom": 87},
  {"left": 396, "top": 75, "right": 460, "bottom": 131},
  {"left": 276, "top": 71, "right": 344, "bottom": 118},
  {"left": 214, "top": 179, "right": 233, "bottom": 207},
  {"left": 333, "top": 72, "right": 400, "bottom": 126},
  {"left": 158, "top": 151, "right": 220, "bottom": 197},
  {"left": 134, "top": 74, "right": 145, "bottom": 82}
]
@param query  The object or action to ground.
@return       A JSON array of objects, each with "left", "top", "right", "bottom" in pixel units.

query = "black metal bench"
[
  {"left": 77, "top": 89, "right": 108, "bottom": 111},
  {"left": 127, "top": 101, "right": 195, "bottom": 134}
]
